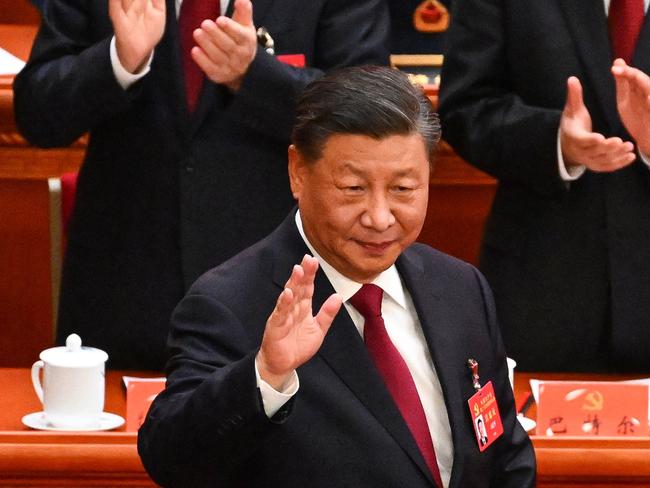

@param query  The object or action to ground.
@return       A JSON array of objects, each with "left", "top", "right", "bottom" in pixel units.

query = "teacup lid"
[{"left": 39, "top": 334, "right": 108, "bottom": 367}]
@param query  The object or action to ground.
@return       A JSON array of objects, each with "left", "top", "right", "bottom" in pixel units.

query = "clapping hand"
[
  {"left": 191, "top": 0, "right": 258, "bottom": 92},
  {"left": 560, "top": 75, "right": 635, "bottom": 172},
  {"left": 110, "top": 0, "right": 166, "bottom": 74},
  {"left": 612, "top": 58, "right": 650, "bottom": 157}
]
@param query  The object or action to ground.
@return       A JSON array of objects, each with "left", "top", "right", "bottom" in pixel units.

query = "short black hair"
[{"left": 292, "top": 66, "right": 440, "bottom": 162}]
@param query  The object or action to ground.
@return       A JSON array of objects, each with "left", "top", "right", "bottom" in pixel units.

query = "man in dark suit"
[
  {"left": 13, "top": 0, "right": 389, "bottom": 370},
  {"left": 439, "top": 0, "right": 650, "bottom": 372},
  {"left": 138, "top": 66, "right": 535, "bottom": 488}
]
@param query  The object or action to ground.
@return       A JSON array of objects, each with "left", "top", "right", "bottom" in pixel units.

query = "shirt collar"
[{"left": 294, "top": 211, "right": 407, "bottom": 309}]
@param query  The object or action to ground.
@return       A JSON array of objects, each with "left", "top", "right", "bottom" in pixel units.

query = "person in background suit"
[
  {"left": 13, "top": 0, "right": 389, "bottom": 370},
  {"left": 439, "top": 0, "right": 650, "bottom": 372},
  {"left": 138, "top": 66, "right": 535, "bottom": 488}
]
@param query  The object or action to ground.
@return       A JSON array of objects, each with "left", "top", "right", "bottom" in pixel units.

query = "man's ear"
[{"left": 288, "top": 145, "right": 306, "bottom": 200}]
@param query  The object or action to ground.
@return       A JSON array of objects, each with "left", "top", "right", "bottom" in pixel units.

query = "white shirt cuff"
[
  {"left": 110, "top": 36, "right": 153, "bottom": 90},
  {"left": 557, "top": 128, "right": 586, "bottom": 181},
  {"left": 254, "top": 359, "right": 299, "bottom": 418}
]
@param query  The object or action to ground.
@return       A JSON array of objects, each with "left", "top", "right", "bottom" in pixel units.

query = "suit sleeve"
[
  {"left": 13, "top": 0, "right": 139, "bottom": 148},
  {"left": 137, "top": 291, "right": 292, "bottom": 488},
  {"left": 438, "top": 0, "right": 565, "bottom": 196},
  {"left": 471, "top": 268, "right": 537, "bottom": 488},
  {"left": 224, "top": 0, "right": 391, "bottom": 141}
]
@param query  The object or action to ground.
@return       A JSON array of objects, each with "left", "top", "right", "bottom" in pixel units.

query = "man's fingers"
[
  {"left": 589, "top": 153, "right": 636, "bottom": 172},
  {"left": 609, "top": 152, "right": 637, "bottom": 169},
  {"left": 120, "top": 0, "right": 138, "bottom": 12},
  {"left": 286, "top": 256, "right": 316, "bottom": 300},
  {"left": 109, "top": 0, "right": 123, "bottom": 17},
  {"left": 198, "top": 20, "right": 238, "bottom": 54},
  {"left": 584, "top": 137, "right": 635, "bottom": 171},
  {"left": 285, "top": 263, "right": 305, "bottom": 290},
  {"left": 586, "top": 138, "right": 632, "bottom": 160},
  {"left": 612, "top": 59, "right": 650, "bottom": 104},
  {"left": 613, "top": 66, "right": 631, "bottom": 107},
  {"left": 151, "top": 0, "right": 165, "bottom": 12},
  {"left": 602, "top": 137, "right": 634, "bottom": 153},
  {"left": 631, "top": 68, "right": 650, "bottom": 98},
  {"left": 125, "top": 0, "right": 146, "bottom": 16},
  {"left": 267, "top": 287, "right": 296, "bottom": 331},
  {"left": 275, "top": 287, "right": 295, "bottom": 317},
  {"left": 290, "top": 256, "right": 317, "bottom": 321},
  {"left": 215, "top": 16, "right": 253, "bottom": 46},
  {"left": 194, "top": 27, "right": 230, "bottom": 65},
  {"left": 299, "top": 255, "right": 319, "bottom": 288},
  {"left": 315, "top": 293, "right": 343, "bottom": 335},
  {"left": 571, "top": 131, "right": 605, "bottom": 149},
  {"left": 231, "top": 0, "right": 254, "bottom": 26},
  {"left": 565, "top": 76, "right": 585, "bottom": 116},
  {"left": 191, "top": 46, "right": 216, "bottom": 76}
]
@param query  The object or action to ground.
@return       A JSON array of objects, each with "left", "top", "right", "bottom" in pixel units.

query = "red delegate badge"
[
  {"left": 467, "top": 359, "right": 504, "bottom": 451},
  {"left": 277, "top": 54, "right": 305, "bottom": 68}
]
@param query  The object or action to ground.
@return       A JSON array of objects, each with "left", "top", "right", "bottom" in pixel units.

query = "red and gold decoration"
[{"left": 413, "top": 0, "right": 449, "bottom": 33}]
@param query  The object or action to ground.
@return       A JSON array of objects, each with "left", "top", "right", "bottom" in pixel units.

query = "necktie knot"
[{"left": 350, "top": 284, "right": 383, "bottom": 320}]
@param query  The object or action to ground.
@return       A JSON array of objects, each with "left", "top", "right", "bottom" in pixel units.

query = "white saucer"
[
  {"left": 22, "top": 411, "right": 125, "bottom": 432},
  {"left": 517, "top": 415, "right": 537, "bottom": 432}
]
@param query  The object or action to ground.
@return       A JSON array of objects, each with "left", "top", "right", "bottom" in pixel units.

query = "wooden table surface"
[
  {"left": 2, "top": 367, "right": 650, "bottom": 487},
  {"left": 0, "top": 368, "right": 158, "bottom": 487}
]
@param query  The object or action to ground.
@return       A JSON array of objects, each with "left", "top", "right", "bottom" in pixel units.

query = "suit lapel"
[
  {"left": 558, "top": 0, "right": 619, "bottom": 131},
  {"left": 269, "top": 219, "right": 435, "bottom": 485}
]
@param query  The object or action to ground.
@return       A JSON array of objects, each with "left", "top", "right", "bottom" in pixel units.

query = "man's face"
[{"left": 289, "top": 133, "right": 430, "bottom": 283}]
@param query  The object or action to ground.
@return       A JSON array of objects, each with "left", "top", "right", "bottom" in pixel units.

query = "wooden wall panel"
[
  {"left": 0, "top": 179, "right": 54, "bottom": 366},
  {"left": 0, "top": 1, "right": 40, "bottom": 25},
  {"left": 420, "top": 141, "right": 496, "bottom": 264},
  {"left": 0, "top": 24, "right": 83, "bottom": 366},
  {"left": 422, "top": 182, "right": 495, "bottom": 265}
]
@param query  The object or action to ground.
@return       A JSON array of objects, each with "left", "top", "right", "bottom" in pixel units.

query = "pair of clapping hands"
[
  {"left": 561, "top": 59, "right": 650, "bottom": 172},
  {"left": 110, "top": 0, "right": 257, "bottom": 91}
]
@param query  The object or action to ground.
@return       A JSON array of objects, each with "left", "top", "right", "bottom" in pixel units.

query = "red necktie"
[
  {"left": 178, "top": 0, "right": 220, "bottom": 113},
  {"left": 609, "top": 0, "right": 645, "bottom": 64},
  {"left": 350, "top": 284, "right": 443, "bottom": 487}
]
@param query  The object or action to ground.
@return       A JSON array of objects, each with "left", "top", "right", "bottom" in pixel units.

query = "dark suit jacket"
[
  {"left": 439, "top": 0, "right": 650, "bottom": 372},
  {"left": 13, "top": 0, "right": 389, "bottom": 370},
  {"left": 137, "top": 212, "right": 535, "bottom": 487}
]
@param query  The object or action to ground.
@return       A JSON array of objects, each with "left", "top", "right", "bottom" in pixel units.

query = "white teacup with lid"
[{"left": 30, "top": 334, "right": 108, "bottom": 429}]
